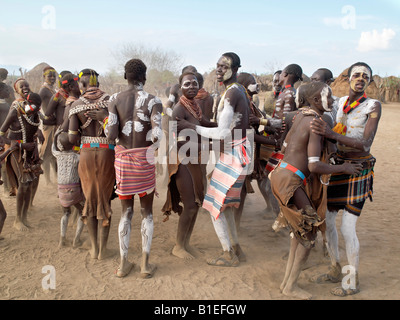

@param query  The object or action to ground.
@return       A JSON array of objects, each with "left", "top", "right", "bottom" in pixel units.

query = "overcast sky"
[{"left": 0, "top": 0, "right": 399, "bottom": 77}]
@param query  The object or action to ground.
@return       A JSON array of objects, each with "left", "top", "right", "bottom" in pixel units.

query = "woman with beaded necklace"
[
  {"left": 162, "top": 71, "right": 218, "bottom": 261},
  {"left": 0, "top": 79, "right": 43, "bottom": 231}
]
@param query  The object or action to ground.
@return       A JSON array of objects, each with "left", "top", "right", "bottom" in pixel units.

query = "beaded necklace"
[{"left": 179, "top": 96, "right": 203, "bottom": 121}]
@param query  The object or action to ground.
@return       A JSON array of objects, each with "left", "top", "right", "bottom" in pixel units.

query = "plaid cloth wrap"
[
  {"left": 327, "top": 154, "right": 375, "bottom": 215},
  {"left": 202, "top": 137, "right": 252, "bottom": 219}
]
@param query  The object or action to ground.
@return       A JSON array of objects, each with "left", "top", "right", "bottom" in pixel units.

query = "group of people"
[{"left": 0, "top": 52, "right": 381, "bottom": 300}]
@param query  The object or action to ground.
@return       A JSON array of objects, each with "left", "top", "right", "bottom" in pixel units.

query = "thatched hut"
[
  {"left": 382, "top": 76, "right": 400, "bottom": 103},
  {"left": 25, "top": 62, "right": 54, "bottom": 93}
]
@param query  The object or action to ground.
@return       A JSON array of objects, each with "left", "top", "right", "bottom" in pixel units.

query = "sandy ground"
[{"left": 0, "top": 103, "right": 399, "bottom": 302}]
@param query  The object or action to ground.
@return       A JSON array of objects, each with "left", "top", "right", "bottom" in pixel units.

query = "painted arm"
[
  {"left": 199, "top": 116, "right": 218, "bottom": 128},
  {"left": 283, "top": 90, "right": 297, "bottom": 113},
  {"left": 164, "top": 84, "right": 180, "bottom": 116},
  {"left": 194, "top": 97, "right": 234, "bottom": 140},
  {"left": 105, "top": 98, "right": 120, "bottom": 141},
  {"left": 150, "top": 102, "right": 163, "bottom": 143}
]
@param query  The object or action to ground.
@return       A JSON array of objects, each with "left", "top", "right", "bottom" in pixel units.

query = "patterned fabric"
[
  {"left": 202, "top": 138, "right": 251, "bottom": 219},
  {"left": 114, "top": 145, "right": 156, "bottom": 197},
  {"left": 57, "top": 183, "right": 84, "bottom": 208},
  {"left": 265, "top": 151, "right": 284, "bottom": 173},
  {"left": 52, "top": 144, "right": 80, "bottom": 185},
  {"left": 327, "top": 154, "right": 375, "bottom": 216}
]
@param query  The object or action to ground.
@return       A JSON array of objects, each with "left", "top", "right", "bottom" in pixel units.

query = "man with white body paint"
[
  {"left": 102, "top": 59, "right": 161, "bottom": 278},
  {"left": 310, "top": 62, "right": 381, "bottom": 297},
  {"left": 177, "top": 52, "right": 251, "bottom": 266},
  {"left": 270, "top": 81, "right": 362, "bottom": 300}
]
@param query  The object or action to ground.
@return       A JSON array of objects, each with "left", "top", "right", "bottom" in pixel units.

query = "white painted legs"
[
  {"left": 211, "top": 211, "right": 232, "bottom": 252},
  {"left": 325, "top": 209, "right": 359, "bottom": 272},
  {"left": 141, "top": 213, "right": 154, "bottom": 254}
]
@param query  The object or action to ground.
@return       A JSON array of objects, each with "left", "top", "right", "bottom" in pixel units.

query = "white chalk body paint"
[
  {"left": 210, "top": 212, "right": 231, "bottom": 252},
  {"left": 350, "top": 66, "right": 371, "bottom": 82},
  {"left": 136, "top": 91, "right": 149, "bottom": 109},
  {"left": 108, "top": 112, "right": 118, "bottom": 126},
  {"left": 134, "top": 121, "right": 144, "bottom": 133},
  {"left": 137, "top": 110, "right": 150, "bottom": 122},
  {"left": 168, "top": 94, "right": 176, "bottom": 103},
  {"left": 148, "top": 97, "right": 161, "bottom": 114},
  {"left": 122, "top": 121, "right": 133, "bottom": 136},
  {"left": 118, "top": 209, "right": 133, "bottom": 258},
  {"left": 321, "top": 86, "right": 331, "bottom": 112},
  {"left": 141, "top": 215, "right": 154, "bottom": 253}
]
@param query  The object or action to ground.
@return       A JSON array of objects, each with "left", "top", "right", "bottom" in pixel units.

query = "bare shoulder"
[
  {"left": 322, "top": 113, "right": 334, "bottom": 128},
  {"left": 225, "top": 84, "right": 245, "bottom": 100},
  {"left": 370, "top": 99, "right": 382, "bottom": 110},
  {"left": 171, "top": 103, "right": 185, "bottom": 118}
]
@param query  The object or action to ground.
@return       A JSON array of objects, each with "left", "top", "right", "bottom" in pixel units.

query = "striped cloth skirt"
[
  {"left": 202, "top": 138, "right": 251, "bottom": 220},
  {"left": 114, "top": 145, "right": 156, "bottom": 197}
]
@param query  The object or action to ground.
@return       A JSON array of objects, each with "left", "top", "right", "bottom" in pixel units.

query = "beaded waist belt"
[
  {"left": 80, "top": 136, "right": 115, "bottom": 150},
  {"left": 279, "top": 161, "right": 307, "bottom": 186},
  {"left": 81, "top": 143, "right": 115, "bottom": 150}
]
